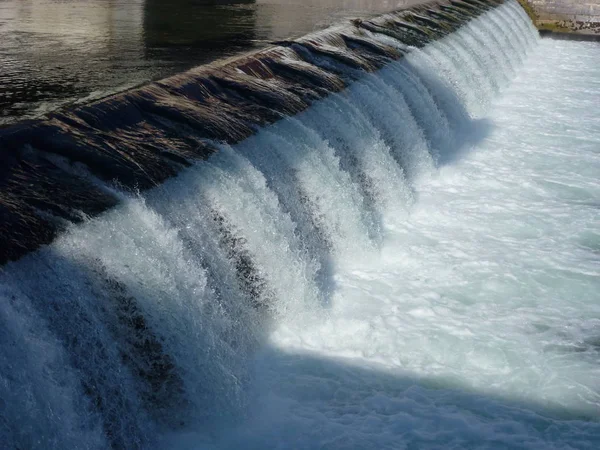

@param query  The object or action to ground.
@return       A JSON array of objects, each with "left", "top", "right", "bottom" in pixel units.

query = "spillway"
[{"left": 1, "top": 1, "right": 599, "bottom": 449}]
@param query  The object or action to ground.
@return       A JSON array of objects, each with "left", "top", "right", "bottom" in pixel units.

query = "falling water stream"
[{"left": 1, "top": 1, "right": 599, "bottom": 448}]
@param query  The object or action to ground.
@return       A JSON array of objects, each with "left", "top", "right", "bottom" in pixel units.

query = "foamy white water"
[
  {"left": 208, "top": 27, "right": 600, "bottom": 450},
  {"left": 1, "top": 2, "right": 599, "bottom": 449}
]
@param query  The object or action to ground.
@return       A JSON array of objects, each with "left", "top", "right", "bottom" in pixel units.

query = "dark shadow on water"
[
  {"left": 392, "top": 57, "right": 496, "bottom": 169},
  {"left": 143, "top": 0, "right": 259, "bottom": 69},
  {"left": 436, "top": 117, "right": 495, "bottom": 166},
  {"left": 210, "top": 346, "right": 600, "bottom": 449}
]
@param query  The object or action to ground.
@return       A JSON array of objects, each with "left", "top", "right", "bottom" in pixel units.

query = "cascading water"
[{"left": 1, "top": 1, "right": 599, "bottom": 449}]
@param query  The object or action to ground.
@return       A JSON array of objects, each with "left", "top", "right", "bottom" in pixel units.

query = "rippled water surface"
[{"left": 0, "top": 0, "right": 417, "bottom": 125}]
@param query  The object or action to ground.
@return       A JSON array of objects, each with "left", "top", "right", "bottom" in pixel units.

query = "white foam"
[{"left": 213, "top": 16, "right": 600, "bottom": 450}]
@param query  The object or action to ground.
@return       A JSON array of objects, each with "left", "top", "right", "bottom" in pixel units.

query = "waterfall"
[{"left": 0, "top": 2, "right": 546, "bottom": 449}]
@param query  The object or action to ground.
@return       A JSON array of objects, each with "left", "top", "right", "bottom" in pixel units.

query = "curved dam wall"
[
  {"left": 0, "top": 1, "right": 542, "bottom": 449},
  {"left": 0, "top": 0, "right": 510, "bottom": 267}
]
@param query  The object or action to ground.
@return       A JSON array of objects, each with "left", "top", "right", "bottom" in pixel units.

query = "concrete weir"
[
  {"left": 0, "top": 0, "right": 509, "bottom": 266},
  {"left": 523, "top": 0, "right": 600, "bottom": 37}
]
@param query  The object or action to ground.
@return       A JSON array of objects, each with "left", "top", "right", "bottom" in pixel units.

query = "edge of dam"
[{"left": 0, "top": 0, "right": 512, "bottom": 267}]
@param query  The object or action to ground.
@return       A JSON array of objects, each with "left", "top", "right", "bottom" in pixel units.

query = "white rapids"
[{"left": 211, "top": 33, "right": 600, "bottom": 450}]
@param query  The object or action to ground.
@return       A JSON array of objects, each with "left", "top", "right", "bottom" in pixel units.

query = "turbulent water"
[{"left": 2, "top": 1, "right": 600, "bottom": 449}]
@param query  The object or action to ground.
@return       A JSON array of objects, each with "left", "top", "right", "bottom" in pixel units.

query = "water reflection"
[
  {"left": 143, "top": 0, "right": 259, "bottom": 70},
  {"left": 0, "top": 0, "right": 415, "bottom": 125},
  {"left": 0, "top": 0, "right": 147, "bottom": 125},
  {"left": 254, "top": 0, "right": 414, "bottom": 40}
]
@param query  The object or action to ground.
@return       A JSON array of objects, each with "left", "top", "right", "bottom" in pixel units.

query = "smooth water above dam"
[
  {"left": 1, "top": 1, "right": 599, "bottom": 449},
  {"left": 0, "top": 0, "right": 422, "bottom": 125}
]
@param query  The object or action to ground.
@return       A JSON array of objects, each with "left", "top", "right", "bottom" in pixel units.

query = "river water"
[
  {"left": 1, "top": 1, "right": 599, "bottom": 449},
  {"left": 0, "top": 0, "right": 418, "bottom": 125}
]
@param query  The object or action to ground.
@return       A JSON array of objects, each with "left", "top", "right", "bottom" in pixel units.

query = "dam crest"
[{"left": 0, "top": 1, "right": 547, "bottom": 449}]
